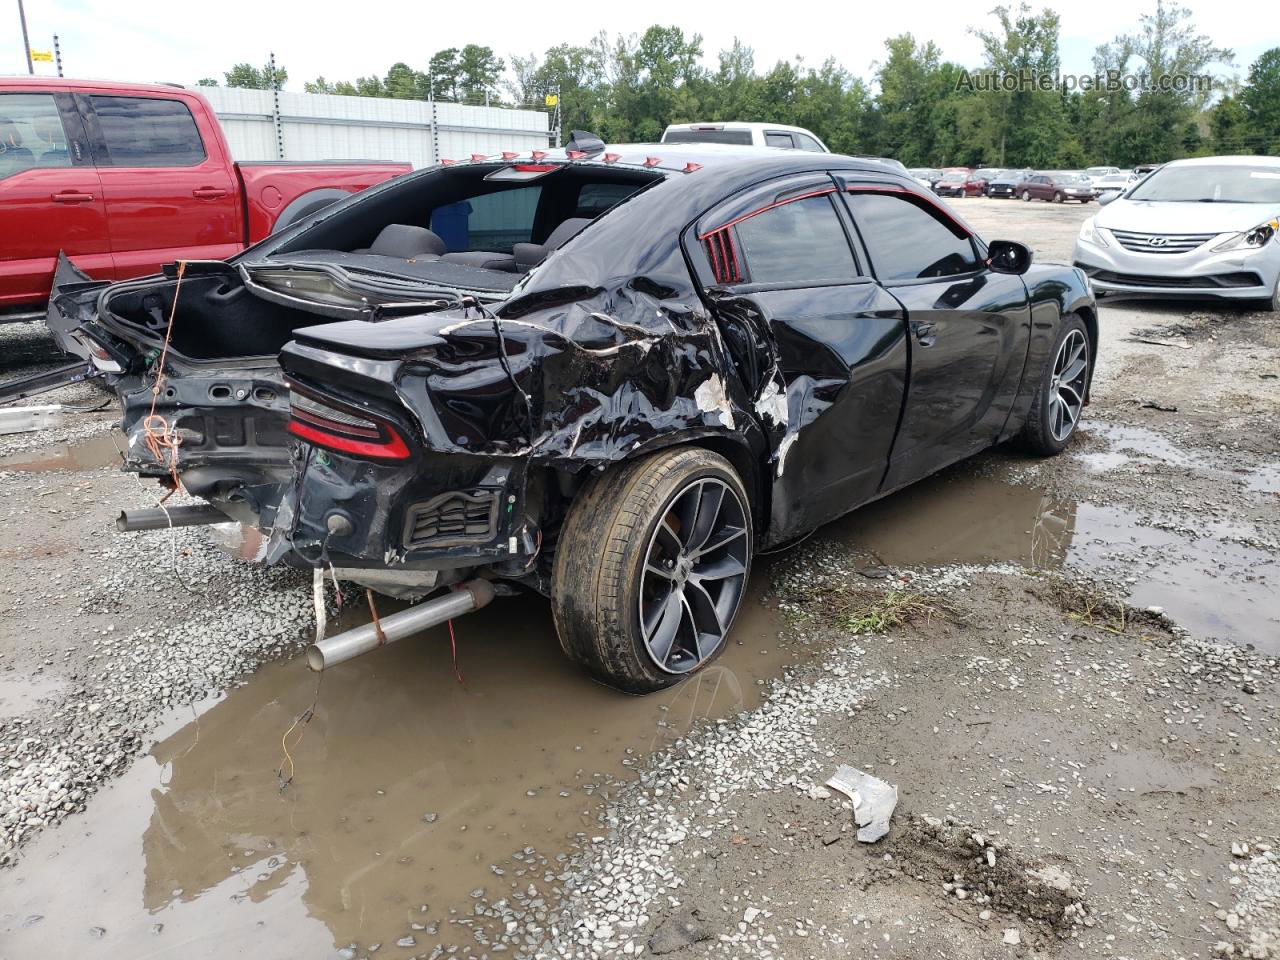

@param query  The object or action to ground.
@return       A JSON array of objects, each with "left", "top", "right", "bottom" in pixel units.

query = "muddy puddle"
[
  {"left": 0, "top": 430, "right": 123, "bottom": 472},
  {"left": 0, "top": 589, "right": 794, "bottom": 958},
  {"left": 826, "top": 446, "right": 1279, "bottom": 652},
  {"left": 0, "top": 673, "right": 66, "bottom": 721}
]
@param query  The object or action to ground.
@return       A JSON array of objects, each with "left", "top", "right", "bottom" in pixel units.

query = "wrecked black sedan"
[{"left": 51, "top": 141, "right": 1096, "bottom": 692}]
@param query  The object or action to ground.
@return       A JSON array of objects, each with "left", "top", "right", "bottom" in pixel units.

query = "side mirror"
[
  {"left": 1097, "top": 191, "right": 1118, "bottom": 207},
  {"left": 987, "top": 239, "right": 1032, "bottom": 275}
]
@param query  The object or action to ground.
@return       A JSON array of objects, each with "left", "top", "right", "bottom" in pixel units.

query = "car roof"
[
  {"left": 1162, "top": 154, "right": 1280, "bottom": 168},
  {"left": 0, "top": 75, "right": 196, "bottom": 96},
  {"left": 664, "top": 121, "right": 819, "bottom": 135},
  {"left": 457, "top": 142, "right": 905, "bottom": 178}
]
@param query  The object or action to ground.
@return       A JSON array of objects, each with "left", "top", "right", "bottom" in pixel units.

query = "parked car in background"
[
  {"left": 972, "top": 167, "right": 1001, "bottom": 183},
  {"left": 1017, "top": 172, "right": 1096, "bottom": 203},
  {"left": 908, "top": 167, "right": 943, "bottom": 190},
  {"left": 0, "top": 76, "right": 412, "bottom": 323},
  {"left": 1084, "top": 165, "right": 1121, "bottom": 183},
  {"left": 1074, "top": 155, "right": 1280, "bottom": 310},
  {"left": 1093, "top": 172, "right": 1138, "bottom": 195},
  {"left": 935, "top": 169, "right": 987, "bottom": 197},
  {"left": 661, "top": 122, "right": 829, "bottom": 152},
  {"left": 51, "top": 142, "right": 1095, "bottom": 691},
  {"left": 987, "top": 169, "right": 1032, "bottom": 198}
]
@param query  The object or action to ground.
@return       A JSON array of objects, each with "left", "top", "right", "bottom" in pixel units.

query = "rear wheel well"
[{"left": 1075, "top": 304, "right": 1098, "bottom": 398}]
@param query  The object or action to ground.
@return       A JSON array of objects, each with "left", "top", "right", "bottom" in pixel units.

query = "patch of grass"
[
  {"left": 805, "top": 585, "right": 952, "bottom": 635},
  {"left": 1049, "top": 579, "right": 1129, "bottom": 634}
]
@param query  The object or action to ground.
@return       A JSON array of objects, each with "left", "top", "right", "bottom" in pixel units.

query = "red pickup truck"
[{"left": 0, "top": 77, "right": 412, "bottom": 322}]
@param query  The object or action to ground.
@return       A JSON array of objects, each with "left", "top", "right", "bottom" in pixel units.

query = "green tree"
[
  {"left": 221, "top": 61, "right": 288, "bottom": 90},
  {"left": 1241, "top": 48, "right": 1280, "bottom": 153},
  {"left": 429, "top": 48, "right": 462, "bottom": 100},
  {"left": 969, "top": 3, "right": 1065, "bottom": 166},
  {"left": 458, "top": 45, "right": 505, "bottom": 102}
]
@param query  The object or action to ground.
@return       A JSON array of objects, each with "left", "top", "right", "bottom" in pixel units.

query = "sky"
[{"left": 3, "top": 0, "right": 1264, "bottom": 94}]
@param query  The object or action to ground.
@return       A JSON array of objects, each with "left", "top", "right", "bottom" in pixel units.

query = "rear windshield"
[
  {"left": 662, "top": 128, "right": 753, "bottom": 146},
  {"left": 1127, "top": 165, "right": 1280, "bottom": 203}
]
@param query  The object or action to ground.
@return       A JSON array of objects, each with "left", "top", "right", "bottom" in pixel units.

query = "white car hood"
[{"left": 1097, "top": 199, "right": 1280, "bottom": 235}]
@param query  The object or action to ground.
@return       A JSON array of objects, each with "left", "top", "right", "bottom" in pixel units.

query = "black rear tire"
[
  {"left": 1017, "top": 314, "right": 1091, "bottom": 456},
  {"left": 551, "top": 448, "right": 753, "bottom": 693}
]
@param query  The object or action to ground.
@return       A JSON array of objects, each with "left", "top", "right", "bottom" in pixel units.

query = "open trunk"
[{"left": 47, "top": 158, "right": 662, "bottom": 544}]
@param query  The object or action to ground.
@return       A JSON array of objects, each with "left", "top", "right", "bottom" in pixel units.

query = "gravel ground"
[{"left": 0, "top": 197, "right": 1277, "bottom": 958}]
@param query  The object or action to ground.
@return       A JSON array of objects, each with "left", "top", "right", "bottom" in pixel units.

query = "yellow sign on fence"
[
  {"left": 544, "top": 94, "right": 559, "bottom": 107},
  {"left": 30, "top": 50, "right": 54, "bottom": 62}
]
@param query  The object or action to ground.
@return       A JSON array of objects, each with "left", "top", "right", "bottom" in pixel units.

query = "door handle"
[
  {"left": 911, "top": 320, "right": 937, "bottom": 347},
  {"left": 192, "top": 187, "right": 228, "bottom": 200},
  {"left": 51, "top": 191, "right": 94, "bottom": 203}
]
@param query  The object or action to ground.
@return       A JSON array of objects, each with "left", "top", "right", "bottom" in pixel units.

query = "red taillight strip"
[
  {"left": 290, "top": 406, "right": 381, "bottom": 440},
  {"left": 288, "top": 419, "right": 411, "bottom": 460},
  {"left": 696, "top": 186, "right": 837, "bottom": 240}
]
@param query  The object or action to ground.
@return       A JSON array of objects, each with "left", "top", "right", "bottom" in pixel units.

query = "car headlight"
[
  {"left": 1212, "top": 217, "right": 1280, "bottom": 252},
  {"left": 1079, "top": 217, "right": 1107, "bottom": 247}
]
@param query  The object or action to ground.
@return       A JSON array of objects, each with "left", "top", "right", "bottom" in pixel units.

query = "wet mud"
[{"left": 0, "top": 591, "right": 793, "bottom": 958}]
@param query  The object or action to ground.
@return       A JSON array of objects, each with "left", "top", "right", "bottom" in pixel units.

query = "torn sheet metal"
[{"left": 825, "top": 764, "right": 899, "bottom": 843}]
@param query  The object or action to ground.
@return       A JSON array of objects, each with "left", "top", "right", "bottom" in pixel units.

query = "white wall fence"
[{"left": 200, "top": 87, "right": 553, "bottom": 169}]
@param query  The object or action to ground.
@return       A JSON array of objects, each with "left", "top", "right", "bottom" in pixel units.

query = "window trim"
[
  {"left": 840, "top": 185, "right": 987, "bottom": 286},
  {"left": 82, "top": 94, "right": 208, "bottom": 169}
]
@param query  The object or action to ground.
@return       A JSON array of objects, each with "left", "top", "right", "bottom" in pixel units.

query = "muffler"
[
  {"left": 306, "top": 579, "right": 496, "bottom": 672},
  {"left": 116, "top": 504, "right": 231, "bottom": 532}
]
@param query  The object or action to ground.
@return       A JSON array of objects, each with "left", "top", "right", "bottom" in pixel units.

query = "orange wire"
[{"left": 143, "top": 260, "right": 188, "bottom": 497}]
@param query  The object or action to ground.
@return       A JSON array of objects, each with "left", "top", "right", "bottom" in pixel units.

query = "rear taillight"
[{"left": 287, "top": 389, "right": 411, "bottom": 460}]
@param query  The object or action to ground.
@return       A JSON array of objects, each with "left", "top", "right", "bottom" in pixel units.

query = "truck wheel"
[
  {"left": 552, "top": 448, "right": 752, "bottom": 693},
  {"left": 271, "top": 189, "right": 349, "bottom": 233},
  {"left": 1017, "top": 314, "right": 1090, "bottom": 456}
]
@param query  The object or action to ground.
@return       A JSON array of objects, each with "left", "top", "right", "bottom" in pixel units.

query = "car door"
[
  {"left": 692, "top": 174, "right": 910, "bottom": 543},
  {"left": 839, "top": 181, "right": 1031, "bottom": 493},
  {"left": 80, "top": 93, "right": 242, "bottom": 279},
  {"left": 0, "top": 91, "right": 109, "bottom": 313},
  {"left": 1033, "top": 175, "right": 1051, "bottom": 200}
]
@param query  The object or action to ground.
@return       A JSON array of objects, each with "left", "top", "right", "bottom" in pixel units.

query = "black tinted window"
[
  {"left": 432, "top": 186, "right": 540, "bottom": 252},
  {"left": 90, "top": 96, "right": 205, "bottom": 167},
  {"left": 845, "top": 192, "right": 977, "bottom": 281},
  {"left": 575, "top": 182, "right": 640, "bottom": 215},
  {"left": 735, "top": 194, "right": 857, "bottom": 285},
  {"left": 662, "top": 128, "right": 753, "bottom": 145}
]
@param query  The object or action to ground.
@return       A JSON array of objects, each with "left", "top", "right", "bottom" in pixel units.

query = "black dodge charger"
[{"left": 52, "top": 139, "right": 1097, "bottom": 693}]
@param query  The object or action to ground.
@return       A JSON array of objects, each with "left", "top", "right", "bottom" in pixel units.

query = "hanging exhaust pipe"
[
  {"left": 116, "top": 503, "right": 231, "bottom": 532},
  {"left": 306, "top": 579, "right": 496, "bottom": 672}
]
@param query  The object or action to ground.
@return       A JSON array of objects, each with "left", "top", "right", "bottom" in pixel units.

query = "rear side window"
[
  {"left": 845, "top": 192, "right": 977, "bottom": 281},
  {"left": 431, "top": 186, "right": 540, "bottom": 252},
  {"left": 662, "top": 128, "right": 753, "bottom": 146},
  {"left": 90, "top": 96, "right": 206, "bottom": 167},
  {"left": 575, "top": 182, "right": 640, "bottom": 216},
  {"left": 734, "top": 194, "right": 857, "bottom": 285},
  {"left": 0, "top": 93, "right": 73, "bottom": 178},
  {"left": 794, "top": 133, "right": 826, "bottom": 153},
  {"left": 765, "top": 133, "right": 794, "bottom": 149}
]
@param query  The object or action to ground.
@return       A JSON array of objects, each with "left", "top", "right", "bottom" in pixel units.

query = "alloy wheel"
[
  {"left": 638, "top": 477, "right": 749, "bottom": 674},
  {"left": 1022, "top": 190, "right": 1031, "bottom": 201},
  {"left": 1048, "top": 329, "right": 1089, "bottom": 442}
]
